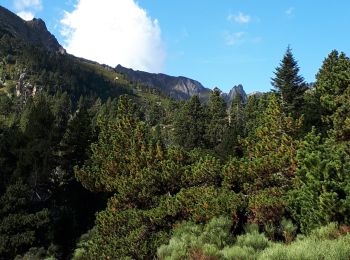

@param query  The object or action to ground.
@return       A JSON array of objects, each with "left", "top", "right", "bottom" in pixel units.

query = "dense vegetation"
[{"left": 1, "top": 30, "right": 350, "bottom": 259}]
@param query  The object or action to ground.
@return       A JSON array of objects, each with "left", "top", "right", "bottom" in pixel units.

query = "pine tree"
[
  {"left": 0, "top": 181, "right": 50, "bottom": 259},
  {"left": 289, "top": 130, "right": 350, "bottom": 233},
  {"left": 173, "top": 95, "right": 206, "bottom": 149},
  {"left": 271, "top": 46, "right": 306, "bottom": 116},
  {"left": 223, "top": 95, "right": 302, "bottom": 225},
  {"left": 315, "top": 50, "right": 350, "bottom": 140},
  {"left": 230, "top": 92, "right": 245, "bottom": 135},
  {"left": 205, "top": 88, "right": 227, "bottom": 149}
]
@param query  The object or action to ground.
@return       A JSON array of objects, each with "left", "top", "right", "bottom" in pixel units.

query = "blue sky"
[{"left": 2, "top": 0, "right": 350, "bottom": 93}]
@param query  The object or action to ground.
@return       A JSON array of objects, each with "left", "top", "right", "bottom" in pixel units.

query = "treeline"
[{"left": 1, "top": 30, "right": 350, "bottom": 259}]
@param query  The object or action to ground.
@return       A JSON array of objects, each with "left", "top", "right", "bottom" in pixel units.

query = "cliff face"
[
  {"left": 0, "top": 5, "right": 65, "bottom": 53},
  {"left": 222, "top": 84, "right": 248, "bottom": 103}
]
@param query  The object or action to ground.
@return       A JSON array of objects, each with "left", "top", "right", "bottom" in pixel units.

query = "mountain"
[
  {"left": 115, "top": 64, "right": 211, "bottom": 100},
  {"left": 116, "top": 64, "right": 247, "bottom": 103},
  {"left": 222, "top": 84, "right": 247, "bottom": 103},
  {"left": 0, "top": 5, "right": 247, "bottom": 104},
  {"left": 0, "top": 5, "right": 65, "bottom": 53}
]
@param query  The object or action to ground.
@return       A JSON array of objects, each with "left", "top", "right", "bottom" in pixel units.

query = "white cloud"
[
  {"left": 14, "top": 0, "right": 42, "bottom": 11},
  {"left": 224, "top": 31, "right": 246, "bottom": 45},
  {"left": 16, "top": 10, "right": 34, "bottom": 20},
  {"left": 60, "top": 0, "right": 165, "bottom": 73},
  {"left": 13, "top": 0, "right": 42, "bottom": 20},
  {"left": 228, "top": 12, "right": 251, "bottom": 24},
  {"left": 285, "top": 7, "right": 295, "bottom": 17}
]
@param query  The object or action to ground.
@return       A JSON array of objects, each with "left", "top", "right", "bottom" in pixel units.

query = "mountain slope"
[
  {"left": 0, "top": 5, "right": 65, "bottom": 53},
  {"left": 116, "top": 64, "right": 247, "bottom": 103},
  {"left": 0, "top": 5, "right": 248, "bottom": 104},
  {"left": 115, "top": 64, "right": 211, "bottom": 100}
]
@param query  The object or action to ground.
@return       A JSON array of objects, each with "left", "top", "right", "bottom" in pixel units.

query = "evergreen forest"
[{"left": 1, "top": 30, "right": 350, "bottom": 259}]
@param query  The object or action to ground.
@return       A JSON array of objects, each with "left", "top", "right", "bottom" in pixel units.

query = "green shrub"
[
  {"left": 236, "top": 231, "right": 270, "bottom": 251},
  {"left": 280, "top": 218, "right": 297, "bottom": 243},
  {"left": 308, "top": 222, "right": 339, "bottom": 240},
  {"left": 199, "top": 216, "right": 233, "bottom": 248},
  {"left": 220, "top": 246, "right": 256, "bottom": 260},
  {"left": 259, "top": 224, "right": 350, "bottom": 260},
  {"left": 157, "top": 216, "right": 234, "bottom": 259}
]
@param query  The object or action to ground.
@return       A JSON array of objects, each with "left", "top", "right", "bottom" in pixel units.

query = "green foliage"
[
  {"left": 0, "top": 34, "right": 131, "bottom": 102},
  {"left": 75, "top": 96, "right": 173, "bottom": 213},
  {"left": 14, "top": 245, "right": 59, "bottom": 260},
  {"left": 157, "top": 216, "right": 233, "bottom": 259},
  {"left": 158, "top": 219, "right": 350, "bottom": 260},
  {"left": 236, "top": 230, "right": 270, "bottom": 252},
  {"left": 181, "top": 154, "right": 222, "bottom": 187},
  {"left": 74, "top": 186, "right": 244, "bottom": 259},
  {"left": 280, "top": 218, "right": 297, "bottom": 243},
  {"left": 315, "top": 50, "right": 350, "bottom": 141},
  {"left": 221, "top": 246, "right": 256, "bottom": 259},
  {"left": 260, "top": 224, "right": 350, "bottom": 260},
  {"left": 223, "top": 95, "right": 301, "bottom": 194},
  {"left": 288, "top": 130, "right": 350, "bottom": 233},
  {"left": 205, "top": 88, "right": 228, "bottom": 150},
  {"left": 173, "top": 95, "right": 207, "bottom": 149},
  {"left": 271, "top": 46, "right": 306, "bottom": 117},
  {"left": 3, "top": 24, "right": 350, "bottom": 259},
  {"left": 0, "top": 181, "right": 50, "bottom": 259},
  {"left": 248, "top": 188, "right": 286, "bottom": 226}
]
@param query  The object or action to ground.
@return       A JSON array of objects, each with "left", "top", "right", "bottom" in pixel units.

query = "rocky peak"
[
  {"left": 0, "top": 5, "right": 65, "bottom": 53},
  {"left": 222, "top": 84, "right": 248, "bottom": 104}
]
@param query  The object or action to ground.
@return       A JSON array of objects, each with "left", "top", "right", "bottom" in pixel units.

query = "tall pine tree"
[
  {"left": 271, "top": 46, "right": 306, "bottom": 117},
  {"left": 205, "top": 88, "right": 227, "bottom": 149},
  {"left": 173, "top": 95, "right": 206, "bottom": 149}
]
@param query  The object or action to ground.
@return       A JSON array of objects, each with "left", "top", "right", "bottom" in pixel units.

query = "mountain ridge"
[
  {"left": 0, "top": 5, "right": 65, "bottom": 53},
  {"left": 115, "top": 64, "right": 248, "bottom": 103},
  {"left": 0, "top": 5, "right": 249, "bottom": 103}
]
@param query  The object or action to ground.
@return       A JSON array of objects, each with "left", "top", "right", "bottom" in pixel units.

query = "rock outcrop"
[
  {"left": 0, "top": 5, "right": 65, "bottom": 53},
  {"left": 222, "top": 84, "right": 248, "bottom": 104},
  {"left": 15, "top": 73, "right": 38, "bottom": 102}
]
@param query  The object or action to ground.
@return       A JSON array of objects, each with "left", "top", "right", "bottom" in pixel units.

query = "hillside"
[
  {"left": 116, "top": 64, "right": 248, "bottom": 103},
  {"left": 1, "top": 5, "right": 350, "bottom": 260},
  {"left": 0, "top": 6, "right": 65, "bottom": 53}
]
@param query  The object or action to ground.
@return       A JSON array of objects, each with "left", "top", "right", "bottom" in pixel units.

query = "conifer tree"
[
  {"left": 271, "top": 46, "right": 306, "bottom": 116},
  {"left": 223, "top": 95, "right": 301, "bottom": 225},
  {"left": 230, "top": 92, "right": 245, "bottom": 135},
  {"left": 173, "top": 95, "right": 206, "bottom": 149},
  {"left": 205, "top": 88, "right": 227, "bottom": 149},
  {"left": 289, "top": 130, "right": 350, "bottom": 233},
  {"left": 315, "top": 50, "right": 350, "bottom": 140}
]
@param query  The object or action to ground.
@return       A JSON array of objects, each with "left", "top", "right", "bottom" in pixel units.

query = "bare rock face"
[
  {"left": 222, "top": 84, "right": 248, "bottom": 103},
  {"left": 0, "top": 6, "right": 65, "bottom": 53},
  {"left": 16, "top": 73, "right": 38, "bottom": 102}
]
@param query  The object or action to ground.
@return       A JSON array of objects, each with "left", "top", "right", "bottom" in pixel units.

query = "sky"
[{"left": 1, "top": 0, "right": 350, "bottom": 93}]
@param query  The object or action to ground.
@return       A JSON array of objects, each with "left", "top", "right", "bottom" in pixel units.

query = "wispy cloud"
[
  {"left": 13, "top": 0, "right": 42, "bottom": 20},
  {"left": 14, "top": 0, "right": 42, "bottom": 11},
  {"left": 227, "top": 12, "right": 251, "bottom": 24},
  {"left": 224, "top": 31, "right": 246, "bottom": 45},
  {"left": 285, "top": 7, "right": 295, "bottom": 17},
  {"left": 60, "top": 0, "right": 165, "bottom": 73}
]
